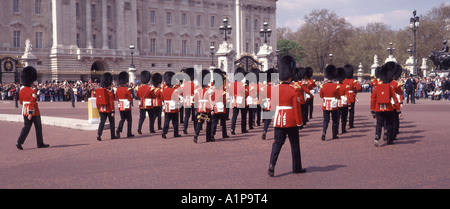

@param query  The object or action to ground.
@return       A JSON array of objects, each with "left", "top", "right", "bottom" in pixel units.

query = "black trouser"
[
  {"left": 323, "top": 110, "right": 338, "bottom": 137},
  {"left": 269, "top": 127, "right": 303, "bottom": 172},
  {"left": 301, "top": 104, "right": 308, "bottom": 125},
  {"left": 406, "top": 90, "right": 415, "bottom": 104},
  {"left": 163, "top": 112, "right": 179, "bottom": 136},
  {"left": 249, "top": 105, "right": 261, "bottom": 127},
  {"left": 138, "top": 109, "right": 155, "bottom": 133},
  {"left": 348, "top": 102, "right": 355, "bottom": 128},
  {"left": 376, "top": 111, "right": 394, "bottom": 142},
  {"left": 211, "top": 113, "right": 227, "bottom": 138},
  {"left": 393, "top": 110, "right": 399, "bottom": 138},
  {"left": 183, "top": 107, "right": 197, "bottom": 132},
  {"left": 17, "top": 115, "right": 45, "bottom": 146},
  {"left": 179, "top": 105, "right": 184, "bottom": 123},
  {"left": 195, "top": 112, "right": 212, "bottom": 141},
  {"left": 152, "top": 106, "right": 162, "bottom": 130},
  {"left": 231, "top": 107, "right": 247, "bottom": 133},
  {"left": 117, "top": 110, "right": 132, "bottom": 136},
  {"left": 307, "top": 97, "right": 314, "bottom": 119},
  {"left": 338, "top": 106, "right": 348, "bottom": 133},
  {"left": 98, "top": 112, "right": 115, "bottom": 138}
]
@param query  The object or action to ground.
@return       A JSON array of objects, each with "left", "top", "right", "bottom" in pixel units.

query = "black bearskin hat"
[
  {"left": 380, "top": 62, "right": 396, "bottom": 84},
  {"left": 278, "top": 55, "right": 296, "bottom": 81},
  {"left": 212, "top": 68, "right": 224, "bottom": 87},
  {"left": 140, "top": 70, "right": 151, "bottom": 84},
  {"left": 324, "top": 65, "right": 337, "bottom": 80},
  {"left": 294, "top": 67, "right": 307, "bottom": 82},
  {"left": 249, "top": 68, "right": 260, "bottom": 83},
  {"left": 184, "top": 67, "right": 195, "bottom": 81},
  {"left": 343, "top": 64, "right": 354, "bottom": 79},
  {"left": 100, "top": 72, "right": 113, "bottom": 88},
  {"left": 234, "top": 67, "right": 245, "bottom": 81},
  {"left": 337, "top": 67, "right": 346, "bottom": 83},
  {"left": 392, "top": 63, "right": 403, "bottom": 80},
  {"left": 162, "top": 72, "right": 173, "bottom": 86},
  {"left": 201, "top": 69, "right": 211, "bottom": 87},
  {"left": 305, "top": 67, "right": 313, "bottom": 79},
  {"left": 118, "top": 71, "right": 129, "bottom": 85},
  {"left": 374, "top": 66, "right": 381, "bottom": 79},
  {"left": 22, "top": 66, "right": 38, "bottom": 87},
  {"left": 266, "top": 68, "right": 276, "bottom": 83},
  {"left": 150, "top": 72, "right": 161, "bottom": 86}
]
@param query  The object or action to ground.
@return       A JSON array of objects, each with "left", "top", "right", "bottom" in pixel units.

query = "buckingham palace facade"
[{"left": 0, "top": 0, "right": 277, "bottom": 82}]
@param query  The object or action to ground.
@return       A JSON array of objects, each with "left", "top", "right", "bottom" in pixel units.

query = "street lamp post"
[
  {"left": 130, "top": 43, "right": 135, "bottom": 68},
  {"left": 210, "top": 44, "right": 215, "bottom": 67},
  {"left": 410, "top": 10, "right": 420, "bottom": 77},
  {"left": 260, "top": 21, "right": 272, "bottom": 44},
  {"left": 219, "top": 17, "right": 232, "bottom": 42}
]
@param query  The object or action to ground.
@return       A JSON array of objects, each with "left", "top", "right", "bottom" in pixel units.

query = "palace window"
[{"left": 13, "top": 31, "right": 21, "bottom": 48}]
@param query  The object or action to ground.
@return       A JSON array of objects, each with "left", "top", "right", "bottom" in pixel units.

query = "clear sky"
[{"left": 276, "top": 0, "right": 448, "bottom": 31}]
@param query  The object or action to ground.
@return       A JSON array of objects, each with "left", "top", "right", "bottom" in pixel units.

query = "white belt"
[
  {"left": 324, "top": 97, "right": 335, "bottom": 100},
  {"left": 348, "top": 91, "right": 354, "bottom": 93},
  {"left": 199, "top": 99, "right": 209, "bottom": 102},
  {"left": 276, "top": 106, "right": 293, "bottom": 110}
]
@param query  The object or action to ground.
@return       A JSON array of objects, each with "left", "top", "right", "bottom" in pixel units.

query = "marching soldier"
[
  {"left": 389, "top": 64, "right": 404, "bottom": 141},
  {"left": 268, "top": 55, "right": 306, "bottom": 177},
  {"left": 152, "top": 73, "right": 163, "bottom": 131},
  {"left": 193, "top": 69, "right": 214, "bottom": 143},
  {"left": 115, "top": 71, "right": 135, "bottom": 138},
  {"left": 371, "top": 62, "right": 400, "bottom": 146},
  {"left": 336, "top": 67, "right": 350, "bottom": 134},
  {"left": 342, "top": 64, "right": 361, "bottom": 129},
  {"left": 95, "top": 72, "right": 117, "bottom": 141},
  {"left": 161, "top": 71, "right": 182, "bottom": 139},
  {"left": 16, "top": 66, "right": 49, "bottom": 150},
  {"left": 230, "top": 67, "right": 249, "bottom": 135},
  {"left": 320, "top": 65, "right": 340, "bottom": 141},
  {"left": 137, "top": 71, "right": 156, "bottom": 134},
  {"left": 260, "top": 68, "right": 275, "bottom": 140},
  {"left": 248, "top": 68, "right": 261, "bottom": 129},
  {"left": 181, "top": 68, "right": 198, "bottom": 134},
  {"left": 211, "top": 69, "right": 229, "bottom": 140},
  {"left": 305, "top": 67, "right": 317, "bottom": 120}
]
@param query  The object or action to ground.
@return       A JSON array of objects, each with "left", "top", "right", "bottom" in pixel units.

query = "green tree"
[{"left": 277, "top": 39, "right": 306, "bottom": 65}]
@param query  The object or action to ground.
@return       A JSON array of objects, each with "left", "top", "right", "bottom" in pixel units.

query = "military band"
[{"left": 15, "top": 58, "right": 409, "bottom": 179}]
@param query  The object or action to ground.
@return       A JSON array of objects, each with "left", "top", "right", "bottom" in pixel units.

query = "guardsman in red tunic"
[
  {"left": 294, "top": 67, "right": 312, "bottom": 128},
  {"left": 137, "top": 71, "right": 155, "bottom": 134},
  {"left": 161, "top": 71, "right": 182, "bottom": 139},
  {"left": 260, "top": 68, "right": 276, "bottom": 140},
  {"left": 152, "top": 73, "right": 163, "bottom": 131},
  {"left": 95, "top": 72, "right": 117, "bottom": 141},
  {"left": 320, "top": 65, "right": 340, "bottom": 141},
  {"left": 336, "top": 67, "right": 350, "bottom": 134},
  {"left": 248, "top": 68, "right": 261, "bottom": 129},
  {"left": 268, "top": 55, "right": 306, "bottom": 177},
  {"left": 230, "top": 67, "right": 249, "bottom": 135},
  {"left": 115, "top": 71, "right": 135, "bottom": 138},
  {"left": 369, "top": 67, "right": 382, "bottom": 93},
  {"left": 16, "top": 66, "right": 49, "bottom": 150},
  {"left": 371, "top": 62, "right": 400, "bottom": 146},
  {"left": 181, "top": 68, "right": 197, "bottom": 134},
  {"left": 342, "top": 64, "right": 362, "bottom": 129},
  {"left": 211, "top": 68, "right": 229, "bottom": 140},
  {"left": 305, "top": 67, "right": 317, "bottom": 119},
  {"left": 390, "top": 66, "right": 404, "bottom": 140},
  {"left": 193, "top": 69, "right": 214, "bottom": 143}
]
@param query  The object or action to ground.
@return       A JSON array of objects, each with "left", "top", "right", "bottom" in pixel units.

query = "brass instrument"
[{"left": 197, "top": 113, "right": 211, "bottom": 122}]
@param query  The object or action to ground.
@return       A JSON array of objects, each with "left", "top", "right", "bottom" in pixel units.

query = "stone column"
[
  {"left": 370, "top": 55, "right": 379, "bottom": 77},
  {"left": 86, "top": 0, "right": 93, "bottom": 49},
  {"left": 256, "top": 43, "right": 275, "bottom": 72},
  {"left": 101, "top": 0, "right": 109, "bottom": 49},
  {"left": 216, "top": 41, "right": 237, "bottom": 74},
  {"left": 115, "top": 0, "right": 125, "bottom": 49}
]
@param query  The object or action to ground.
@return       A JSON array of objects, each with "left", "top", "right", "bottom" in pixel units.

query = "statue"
[{"left": 24, "top": 39, "right": 33, "bottom": 55}]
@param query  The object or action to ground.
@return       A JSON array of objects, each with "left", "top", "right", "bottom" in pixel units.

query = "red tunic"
[
  {"left": 337, "top": 83, "right": 350, "bottom": 107},
  {"left": 19, "top": 86, "right": 40, "bottom": 116},
  {"left": 115, "top": 87, "right": 133, "bottom": 111},
  {"left": 95, "top": 88, "right": 115, "bottom": 113},
  {"left": 260, "top": 83, "right": 272, "bottom": 111},
  {"left": 153, "top": 86, "right": 163, "bottom": 107},
  {"left": 211, "top": 86, "right": 227, "bottom": 114},
  {"left": 320, "top": 81, "right": 339, "bottom": 111},
  {"left": 271, "top": 83, "right": 302, "bottom": 128},
  {"left": 194, "top": 87, "right": 213, "bottom": 113},
  {"left": 230, "top": 81, "right": 246, "bottom": 108},
  {"left": 136, "top": 85, "right": 155, "bottom": 109},
  {"left": 370, "top": 83, "right": 399, "bottom": 112},
  {"left": 342, "top": 78, "right": 361, "bottom": 103},
  {"left": 389, "top": 80, "right": 404, "bottom": 111},
  {"left": 161, "top": 86, "right": 180, "bottom": 113}
]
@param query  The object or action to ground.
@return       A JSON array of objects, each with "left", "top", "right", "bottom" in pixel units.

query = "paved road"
[{"left": 0, "top": 93, "right": 449, "bottom": 189}]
